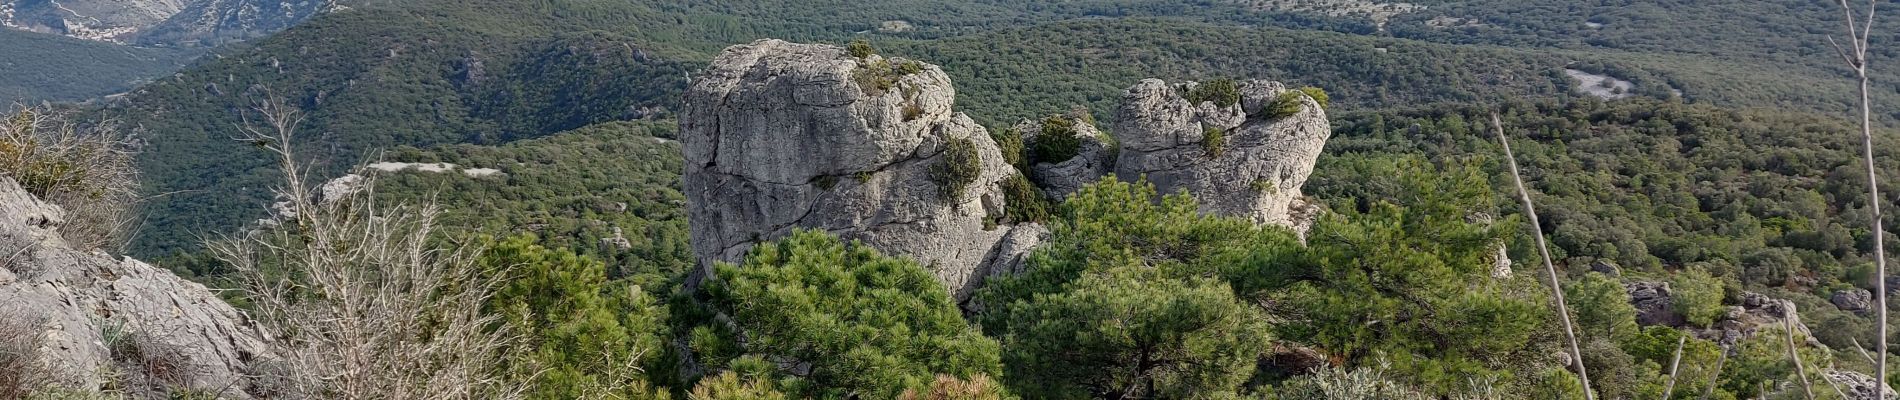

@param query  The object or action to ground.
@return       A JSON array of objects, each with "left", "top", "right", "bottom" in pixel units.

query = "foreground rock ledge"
[{"left": 0, "top": 178, "right": 276, "bottom": 397}]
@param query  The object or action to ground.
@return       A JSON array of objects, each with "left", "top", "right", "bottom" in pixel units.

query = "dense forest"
[{"left": 0, "top": 29, "right": 192, "bottom": 102}]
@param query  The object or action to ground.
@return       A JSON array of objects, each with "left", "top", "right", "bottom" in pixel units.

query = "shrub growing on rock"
[
  {"left": 1027, "top": 115, "right": 1082, "bottom": 163},
  {"left": 846, "top": 39, "right": 875, "bottom": 59},
  {"left": 931, "top": 137, "right": 982, "bottom": 199},
  {"left": 1202, "top": 126, "right": 1226, "bottom": 157},
  {"left": 1185, "top": 78, "right": 1240, "bottom": 107}
]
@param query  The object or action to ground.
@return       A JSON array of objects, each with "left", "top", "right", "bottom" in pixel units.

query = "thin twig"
[{"left": 1491, "top": 113, "right": 1593, "bottom": 399}]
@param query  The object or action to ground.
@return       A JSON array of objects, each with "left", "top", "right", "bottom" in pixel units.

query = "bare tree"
[
  {"left": 1491, "top": 113, "right": 1592, "bottom": 399},
  {"left": 1785, "top": 308, "right": 1814, "bottom": 400},
  {"left": 1663, "top": 336, "right": 1685, "bottom": 400},
  {"left": 1825, "top": 1, "right": 1885, "bottom": 397},
  {"left": 208, "top": 92, "right": 526, "bottom": 400},
  {"left": 0, "top": 104, "right": 140, "bottom": 251}
]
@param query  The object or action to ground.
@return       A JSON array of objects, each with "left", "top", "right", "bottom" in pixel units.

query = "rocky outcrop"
[
  {"left": 0, "top": 178, "right": 276, "bottom": 397},
  {"left": 1834, "top": 288, "right": 1874, "bottom": 313},
  {"left": 1013, "top": 115, "right": 1112, "bottom": 200},
  {"left": 681, "top": 39, "right": 1043, "bottom": 300},
  {"left": 1113, "top": 79, "right": 1330, "bottom": 233},
  {"left": 1826, "top": 369, "right": 1898, "bottom": 400},
  {"left": 1626, "top": 280, "right": 1816, "bottom": 348}
]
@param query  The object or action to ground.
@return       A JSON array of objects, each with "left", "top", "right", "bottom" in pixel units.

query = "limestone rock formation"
[
  {"left": 1013, "top": 115, "right": 1112, "bottom": 200},
  {"left": 681, "top": 39, "right": 1043, "bottom": 300},
  {"left": 1626, "top": 280, "right": 1817, "bottom": 348},
  {"left": 1833, "top": 288, "right": 1873, "bottom": 313},
  {"left": 0, "top": 177, "right": 276, "bottom": 397},
  {"left": 1113, "top": 79, "right": 1331, "bottom": 233}
]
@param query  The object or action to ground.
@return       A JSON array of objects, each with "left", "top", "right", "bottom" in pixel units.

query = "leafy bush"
[
  {"left": 1672, "top": 267, "right": 1726, "bottom": 327},
  {"left": 1202, "top": 126, "right": 1226, "bottom": 157},
  {"left": 1185, "top": 78, "right": 1240, "bottom": 107},
  {"left": 705, "top": 230, "right": 1002, "bottom": 398},
  {"left": 931, "top": 137, "right": 982, "bottom": 199},
  {"left": 1026, "top": 115, "right": 1083, "bottom": 163}
]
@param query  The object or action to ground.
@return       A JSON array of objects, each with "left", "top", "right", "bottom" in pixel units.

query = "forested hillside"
[{"left": 0, "top": 29, "right": 192, "bottom": 102}]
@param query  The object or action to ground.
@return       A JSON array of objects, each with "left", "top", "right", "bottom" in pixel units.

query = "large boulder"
[
  {"left": 681, "top": 39, "right": 1043, "bottom": 300},
  {"left": 1113, "top": 79, "right": 1330, "bottom": 233},
  {"left": 1826, "top": 369, "right": 1898, "bottom": 400},
  {"left": 0, "top": 177, "right": 276, "bottom": 397},
  {"left": 1834, "top": 288, "right": 1874, "bottom": 313}
]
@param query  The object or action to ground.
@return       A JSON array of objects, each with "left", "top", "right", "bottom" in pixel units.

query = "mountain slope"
[
  {"left": 0, "top": 29, "right": 190, "bottom": 102},
  {"left": 1, "top": 0, "right": 331, "bottom": 45}
]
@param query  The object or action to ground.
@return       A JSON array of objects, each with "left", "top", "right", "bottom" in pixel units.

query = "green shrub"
[
  {"left": 1201, "top": 126, "right": 1226, "bottom": 157},
  {"left": 997, "top": 173, "right": 1049, "bottom": 224},
  {"left": 1185, "top": 78, "right": 1240, "bottom": 107},
  {"left": 990, "top": 128, "right": 1026, "bottom": 170},
  {"left": 1298, "top": 86, "right": 1330, "bottom": 108},
  {"left": 705, "top": 230, "right": 1002, "bottom": 399},
  {"left": 852, "top": 59, "right": 898, "bottom": 96},
  {"left": 1027, "top": 115, "right": 1082, "bottom": 163},
  {"left": 1265, "top": 91, "right": 1307, "bottom": 119},
  {"left": 896, "top": 60, "right": 925, "bottom": 75},
  {"left": 846, "top": 39, "right": 875, "bottom": 58},
  {"left": 931, "top": 138, "right": 982, "bottom": 199},
  {"left": 1672, "top": 266, "right": 1726, "bottom": 327}
]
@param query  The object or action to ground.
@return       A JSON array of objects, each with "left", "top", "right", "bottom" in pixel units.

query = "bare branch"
[
  {"left": 1491, "top": 113, "right": 1593, "bottom": 400},
  {"left": 1663, "top": 336, "right": 1686, "bottom": 400},
  {"left": 1785, "top": 307, "right": 1815, "bottom": 400}
]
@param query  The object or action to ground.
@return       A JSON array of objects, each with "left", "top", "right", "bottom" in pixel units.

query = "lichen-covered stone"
[{"left": 1014, "top": 116, "right": 1111, "bottom": 200}]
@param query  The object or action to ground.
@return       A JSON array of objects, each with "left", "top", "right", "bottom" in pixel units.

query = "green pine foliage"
[
  {"left": 483, "top": 235, "right": 673, "bottom": 400},
  {"left": 703, "top": 230, "right": 1002, "bottom": 399},
  {"left": 1002, "top": 267, "right": 1269, "bottom": 399}
]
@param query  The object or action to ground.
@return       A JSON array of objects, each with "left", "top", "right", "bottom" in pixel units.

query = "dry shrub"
[
  {"left": 0, "top": 105, "right": 139, "bottom": 251},
  {"left": 208, "top": 94, "right": 524, "bottom": 400},
  {"left": 0, "top": 308, "right": 54, "bottom": 399}
]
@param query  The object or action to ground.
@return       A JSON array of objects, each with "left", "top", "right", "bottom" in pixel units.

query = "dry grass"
[
  {"left": 0, "top": 104, "right": 139, "bottom": 251},
  {"left": 0, "top": 308, "right": 54, "bottom": 399}
]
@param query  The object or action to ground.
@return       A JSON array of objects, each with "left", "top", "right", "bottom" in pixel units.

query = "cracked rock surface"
[
  {"left": 0, "top": 177, "right": 276, "bottom": 397},
  {"left": 682, "top": 39, "right": 1042, "bottom": 300},
  {"left": 1113, "top": 79, "right": 1331, "bottom": 233}
]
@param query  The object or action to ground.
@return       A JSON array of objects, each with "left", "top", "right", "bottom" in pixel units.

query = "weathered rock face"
[
  {"left": 1113, "top": 79, "right": 1330, "bottom": 232},
  {"left": 1014, "top": 116, "right": 1112, "bottom": 200},
  {"left": 1833, "top": 288, "right": 1873, "bottom": 313},
  {"left": 0, "top": 178, "right": 275, "bottom": 397},
  {"left": 681, "top": 39, "right": 1043, "bottom": 300}
]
